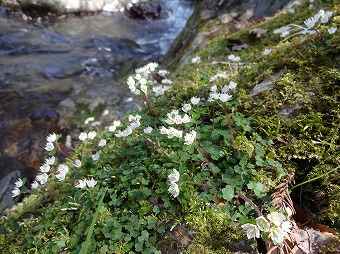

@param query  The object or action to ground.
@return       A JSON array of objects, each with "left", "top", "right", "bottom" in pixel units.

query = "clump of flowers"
[{"left": 241, "top": 212, "right": 292, "bottom": 245}]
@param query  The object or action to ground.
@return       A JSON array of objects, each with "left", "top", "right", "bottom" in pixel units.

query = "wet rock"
[
  {"left": 0, "top": 156, "right": 36, "bottom": 213},
  {"left": 249, "top": 70, "right": 283, "bottom": 95},
  {"left": 127, "top": 0, "right": 161, "bottom": 19}
]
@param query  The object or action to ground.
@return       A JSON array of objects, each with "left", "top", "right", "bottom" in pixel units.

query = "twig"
[
  {"left": 236, "top": 193, "right": 263, "bottom": 217},
  {"left": 197, "top": 146, "right": 217, "bottom": 178},
  {"left": 146, "top": 137, "right": 171, "bottom": 158}
]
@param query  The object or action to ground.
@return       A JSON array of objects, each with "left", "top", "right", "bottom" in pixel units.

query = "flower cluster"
[
  {"left": 115, "top": 114, "right": 141, "bottom": 138},
  {"left": 241, "top": 212, "right": 292, "bottom": 245},
  {"left": 11, "top": 178, "right": 23, "bottom": 197},
  {"left": 75, "top": 178, "right": 97, "bottom": 189},
  {"left": 274, "top": 9, "right": 335, "bottom": 38},
  {"left": 164, "top": 110, "right": 191, "bottom": 125},
  {"left": 159, "top": 126, "right": 183, "bottom": 139},
  {"left": 208, "top": 82, "right": 237, "bottom": 103},
  {"left": 168, "top": 169, "right": 180, "bottom": 197}
]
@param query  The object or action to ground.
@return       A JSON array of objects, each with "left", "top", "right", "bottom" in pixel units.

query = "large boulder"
[{"left": 126, "top": 0, "right": 161, "bottom": 19}]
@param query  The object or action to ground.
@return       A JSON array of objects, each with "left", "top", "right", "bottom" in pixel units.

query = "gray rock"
[{"left": 249, "top": 70, "right": 283, "bottom": 95}]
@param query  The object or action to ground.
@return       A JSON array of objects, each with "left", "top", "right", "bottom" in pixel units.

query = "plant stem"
[
  {"left": 222, "top": 104, "right": 237, "bottom": 155},
  {"left": 236, "top": 193, "right": 263, "bottom": 217},
  {"left": 197, "top": 146, "right": 217, "bottom": 178}
]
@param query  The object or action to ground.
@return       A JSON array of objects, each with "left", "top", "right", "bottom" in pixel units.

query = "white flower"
[
  {"left": 30, "top": 181, "right": 39, "bottom": 189},
  {"left": 36, "top": 173, "right": 49, "bottom": 184},
  {"left": 181, "top": 114, "right": 191, "bottom": 124},
  {"left": 168, "top": 127, "right": 183, "bottom": 139},
  {"left": 91, "top": 121, "right": 101, "bottom": 127},
  {"left": 161, "top": 79, "right": 173, "bottom": 84},
  {"left": 281, "top": 220, "right": 293, "bottom": 233},
  {"left": 45, "top": 156, "right": 56, "bottom": 165},
  {"left": 292, "top": 0, "right": 300, "bottom": 5},
  {"left": 46, "top": 133, "right": 57, "bottom": 142},
  {"left": 228, "top": 54, "right": 241, "bottom": 62},
  {"left": 210, "top": 85, "right": 218, "bottom": 92},
  {"left": 190, "top": 97, "right": 200, "bottom": 105},
  {"left": 56, "top": 171, "right": 67, "bottom": 181},
  {"left": 65, "top": 135, "right": 72, "bottom": 148},
  {"left": 228, "top": 81, "right": 238, "bottom": 90},
  {"left": 86, "top": 178, "right": 97, "bottom": 187},
  {"left": 75, "top": 179, "right": 87, "bottom": 189},
  {"left": 184, "top": 131, "right": 197, "bottom": 145},
  {"left": 39, "top": 163, "right": 50, "bottom": 173},
  {"left": 267, "top": 212, "right": 286, "bottom": 226},
  {"left": 168, "top": 182, "right": 180, "bottom": 197},
  {"left": 79, "top": 132, "right": 88, "bottom": 141},
  {"left": 158, "top": 69, "right": 169, "bottom": 76},
  {"left": 11, "top": 188, "right": 20, "bottom": 197},
  {"left": 159, "top": 126, "right": 168, "bottom": 135},
  {"left": 145, "top": 62, "right": 158, "bottom": 72},
  {"left": 45, "top": 142, "right": 54, "bottom": 152},
  {"left": 241, "top": 223, "right": 260, "bottom": 239},
  {"left": 58, "top": 164, "right": 69, "bottom": 174},
  {"left": 115, "top": 126, "right": 133, "bottom": 138},
  {"left": 328, "top": 27, "right": 337, "bottom": 34},
  {"left": 14, "top": 178, "right": 23, "bottom": 188},
  {"left": 182, "top": 104, "right": 192, "bottom": 113},
  {"left": 143, "top": 126, "right": 153, "bottom": 134},
  {"left": 88, "top": 131, "right": 96, "bottom": 139},
  {"left": 102, "top": 109, "right": 109, "bottom": 116},
  {"left": 320, "top": 11, "right": 333, "bottom": 24},
  {"left": 288, "top": 8, "right": 295, "bottom": 14},
  {"left": 129, "top": 120, "right": 141, "bottom": 130},
  {"left": 191, "top": 56, "right": 201, "bottom": 63},
  {"left": 84, "top": 117, "right": 95, "bottom": 124},
  {"left": 140, "top": 83, "right": 148, "bottom": 94},
  {"left": 108, "top": 125, "right": 116, "bottom": 132},
  {"left": 219, "top": 93, "right": 232, "bottom": 102},
  {"left": 74, "top": 159, "right": 82, "bottom": 168},
  {"left": 113, "top": 120, "right": 121, "bottom": 127},
  {"left": 92, "top": 152, "right": 100, "bottom": 161},
  {"left": 263, "top": 48, "right": 272, "bottom": 55},
  {"left": 168, "top": 169, "right": 180, "bottom": 183},
  {"left": 98, "top": 139, "right": 107, "bottom": 147},
  {"left": 273, "top": 25, "right": 291, "bottom": 37},
  {"left": 129, "top": 115, "right": 141, "bottom": 122},
  {"left": 304, "top": 17, "right": 317, "bottom": 29},
  {"left": 140, "top": 77, "right": 147, "bottom": 86},
  {"left": 270, "top": 226, "right": 285, "bottom": 245},
  {"left": 135, "top": 73, "right": 142, "bottom": 80},
  {"left": 208, "top": 92, "right": 219, "bottom": 102},
  {"left": 256, "top": 216, "right": 270, "bottom": 232},
  {"left": 152, "top": 85, "right": 172, "bottom": 96}
]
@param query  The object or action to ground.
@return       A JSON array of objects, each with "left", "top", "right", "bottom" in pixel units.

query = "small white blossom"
[
  {"left": 11, "top": 188, "right": 20, "bottom": 197},
  {"left": 219, "top": 93, "right": 232, "bottom": 102},
  {"left": 92, "top": 152, "right": 100, "bottom": 161},
  {"left": 241, "top": 223, "right": 260, "bottom": 239},
  {"left": 267, "top": 212, "right": 286, "bottom": 226},
  {"left": 152, "top": 85, "right": 172, "bottom": 97},
  {"left": 191, "top": 56, "right": 201, "bottom": 64},
  {"left": 181, "top": 114, "right": 191, "bottom": 124},
  {"left": 65, "top": 135, "right": 72, "bottom": 148},
  {"left": 168, "top": 169, "right": 180, "bottom": 183},
  {"left": 88, "top": 131, "right": 96, "bottom": 139},
  {"left": 328, "top": 27, "right": 337, "bottom": 34},
  {"left": 143, "top": 126, "right": 153, "bottom": 134},
  {"left": 45, "top": 156, "right": 56, "bottom": 165},
  {"left": 161, "top": 79, "right": 173, "bottom": 84},
  {"left": 14, "top": 178, "right": 23, "bottom": 188},
  {"left": 39, "top": 163, "right": 50, "bottom": 173},
  {"left": 30, "top": 180, "right": 39, "bottom": 189},
  {"left": 75, "top": 179, "right": 87, "bottom": 189},
  {"left": 45, "top": 142, "right": 55, "bottom": 152},
  {"left": 256, "top": 216, "right": 270, "bottom": 232},
  {"left": 36, "top": 173, "right": 49, "bottom": 184},
  {"left": 292, "top": 0, "right": 300, "bottom": 5},
  {"left": 135, "top": 73, "right": 142, "bottom": 80},
  {"left": 320, "top": 10, "right": 333, "bottom": 24},
  {"left": 140, "top": 83, "right": 148, "bottom": 94},
  {"left": 74, "top": 159, "right": 82, "bottom": 168},
  {"left": 102, "top": 109, "right": 109, "bottom": 116},
  {"left": 84, "top": 117, "right": 95, "bottom": 125},
  {"left": 91, "top": 121, "right": 101, "bottom": 127},
  {"left": 98, "top": 139, "right": 107, "bottom": 147},
  {"left": 115, "top": 126, "right": 133, "bottom": 138},
  {"left": 190, "top": 97, "right": 200, "bottom": 105},
  {"left": 182, "top": 104, "right": 192, "bottom": 113},
  {"left": 46, "top": 133, "right": 57, "bottom": 142},
  {"left": 168, "top": 182, "right": 180, "bottom": 197},
  {"left": 304, "top": 17, "right": 317, "bottom": 29},
  {"left": 113, "top": 120, "right": 121, "bottom": 127},
  {"left": 288, "top": 8, "right": 295, "bottom": 14},
  {"left": 273, "top": 25, "right": 291, "bottom": 37},
  {"left": 228, "top": 81, "right": 238, "bottom": 91},
  {"left": 270, "top": 226, "right": 285, "bottom": 245},
  {"left": 208, "top": 92, "right": 220, "bottom": 102},
  {"left": 228, "top": 54, "right": 241, "bottom": 62},
  {"left": 79, "top": 132, "right": 88, "bottom": 141},
  {"left": 158, "top": 69, "right": 169, "bottom": 76},
  {"left": 281, "top": 220, "right": 293, "bottom": 233},
  {"left": 86, "top": 178, "right": 97, "bottom": 187},
  {"left": 56, "top": 171, "right": 67, "bottom": 181},
  {"left": 184, "top": 131, "right": 197, "bottom": 145},
  {"left": 263, "top": 48, "right": 272, "bottom": 55},
  {"left": 108, "top": 125, "right": 116, "bottom": 132}
]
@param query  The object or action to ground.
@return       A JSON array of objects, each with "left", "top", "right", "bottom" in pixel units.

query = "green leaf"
[
  {"left": 247, "top": 182, "right": 264, "bottom": 197},
  {"left": 222, "top": 186, "right": 234, "bottom": 201}
]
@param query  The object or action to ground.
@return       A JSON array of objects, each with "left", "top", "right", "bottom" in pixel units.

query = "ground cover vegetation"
[{"left": 0, "top": 0, "right": 339, "bottom": 253}]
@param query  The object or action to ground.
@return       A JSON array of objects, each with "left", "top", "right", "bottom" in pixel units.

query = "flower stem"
[{"left": 222, "top": 104, "right": 237, "bottom": 155}]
